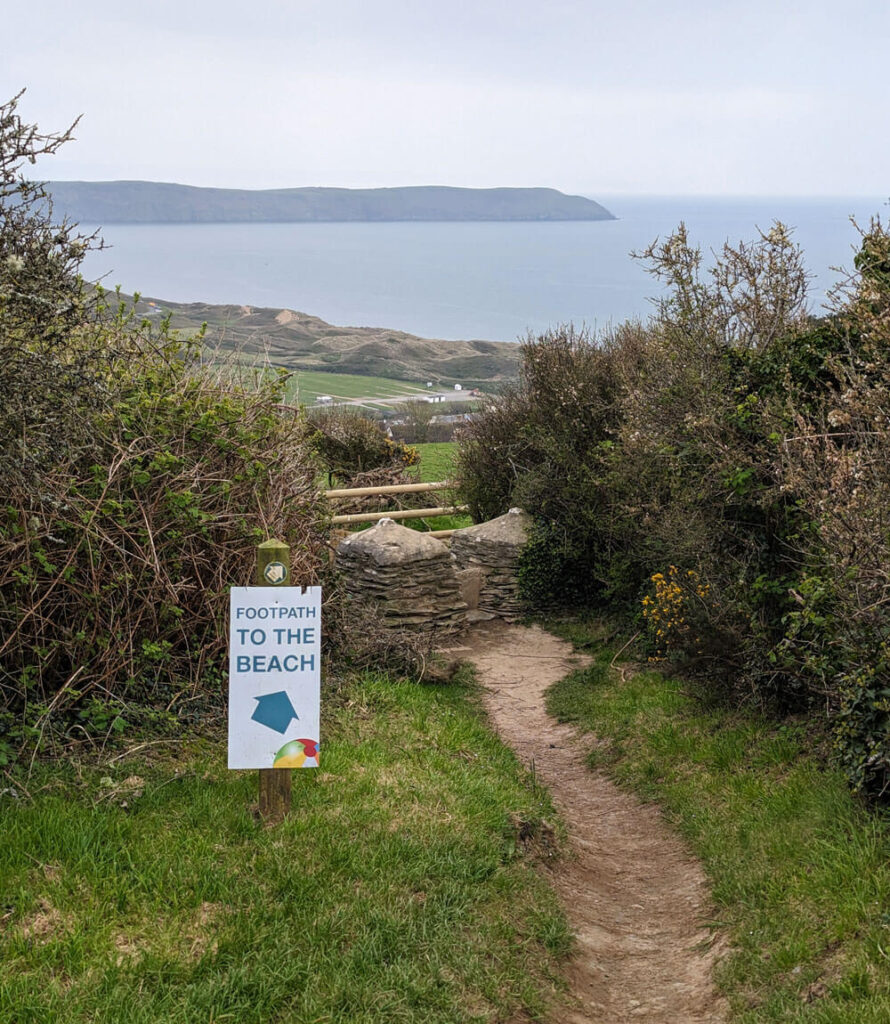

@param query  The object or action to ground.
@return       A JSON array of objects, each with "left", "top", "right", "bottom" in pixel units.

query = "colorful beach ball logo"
[{"left": 273, "top": 738, "right": 319, "bottom": 768}]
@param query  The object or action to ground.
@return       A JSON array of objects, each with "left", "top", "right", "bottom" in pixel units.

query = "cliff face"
[{"left": 44, "top": 181, "right": 615, "bottom": 224}]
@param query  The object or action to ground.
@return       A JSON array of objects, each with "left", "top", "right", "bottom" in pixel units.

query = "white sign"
[{"left": 228, "top": 586, "right": 321, "bottom": 770}]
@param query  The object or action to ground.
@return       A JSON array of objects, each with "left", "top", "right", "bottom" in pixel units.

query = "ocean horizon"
[{"left": 78, "top": 194, "right": 888, "bottom": 343}]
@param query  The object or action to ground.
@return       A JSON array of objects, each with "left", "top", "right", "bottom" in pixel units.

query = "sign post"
[{"left": 228, "top": 539, "right": 321, "bottom": 823}]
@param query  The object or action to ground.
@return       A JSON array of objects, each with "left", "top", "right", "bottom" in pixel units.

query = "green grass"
[
  {"left": 412, "top": 443, "right": 459, "bottom": 484},
  {"left": 543, "top": 615, "right": 890, "bottom": 1022},
  {"left": 219, "top": 359, "right": 430, "bottom": 407},
  {"left": 406, "top": 443, "right": 471, "bottom": 534},
  {"left": 0, "top": 672, "right": 569, "bottom": 1024},
  {"left": 284, "top": 371, "right": 429, "bottom": 406}
]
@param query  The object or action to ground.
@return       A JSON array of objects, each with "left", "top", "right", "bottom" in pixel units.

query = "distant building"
[
  {"left": 453, "top": 383, "right": 462, "bottom": 391},
  {"left": 316, "top": 395, "right": 333, "bottom": 405}
]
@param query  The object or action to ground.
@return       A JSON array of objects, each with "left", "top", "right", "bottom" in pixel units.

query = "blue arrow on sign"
[{"left": 251, "top": 691, "right": 299, "bottom": 734}]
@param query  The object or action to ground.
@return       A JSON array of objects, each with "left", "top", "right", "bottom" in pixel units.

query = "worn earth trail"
[{"left": 459, "top": 621, "right": 727, "bottom": 1024}]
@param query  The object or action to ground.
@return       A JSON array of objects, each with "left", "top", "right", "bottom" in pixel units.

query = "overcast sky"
[{"left": 3, "top": 0, "right": 887, "bottom": 196}]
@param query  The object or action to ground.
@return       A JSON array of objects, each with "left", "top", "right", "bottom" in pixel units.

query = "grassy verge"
[
  {"left": 543, "top": 615, "right": 890, "bottom": 1022},
  {"left": 0, "top": 672, "right": 569, "bottom": 1024},
  {"left": 412, "top": 442, "right": 458, "bottom": 484},
  {"left": 408, "top": 442, "right": 471, "bottom": 534}
]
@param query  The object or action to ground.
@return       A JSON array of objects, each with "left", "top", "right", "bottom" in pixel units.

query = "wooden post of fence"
[{"left": 256, "top": 538, "right": 292, "bottom": 823}]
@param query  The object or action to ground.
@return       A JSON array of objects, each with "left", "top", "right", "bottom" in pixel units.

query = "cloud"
[{"left": 4, "top": 0, "right": 889, "bottom": 194}]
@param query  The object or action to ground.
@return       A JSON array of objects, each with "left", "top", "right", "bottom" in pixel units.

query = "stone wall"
[
  {"left": 450, "top": 508, "right": 531, "bottom": 621},
  {"left": 335, "top": 518, "right": 467, "bottom": 632},
  {"left": 335, "top": 509, "right": 531, "bottom": 631}
]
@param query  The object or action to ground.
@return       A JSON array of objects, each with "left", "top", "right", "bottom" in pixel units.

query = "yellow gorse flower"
[{"left": 641, "top": 565, "right": 708, "bottom": 658}]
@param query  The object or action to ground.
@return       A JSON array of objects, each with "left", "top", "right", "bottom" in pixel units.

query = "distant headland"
[{"left": 43, "top": 181, "right": 615, "bottom": 225}]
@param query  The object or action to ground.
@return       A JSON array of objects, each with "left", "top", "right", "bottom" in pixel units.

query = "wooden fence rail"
[
  {"left": 330, "top": 506, "right": 468, "bottom": 526},
  {"left": 324, "top": 480, "right": 450, "bottom": 500},
  {"left": 325, "top": 480, "right": 463, "bottom": 537}
]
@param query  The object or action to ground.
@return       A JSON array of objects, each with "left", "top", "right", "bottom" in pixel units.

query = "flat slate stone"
[{"left": 337, "top": 518, "right": 452, "bottom": 566}]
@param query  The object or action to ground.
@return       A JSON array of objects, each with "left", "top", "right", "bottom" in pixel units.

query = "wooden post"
[{"left": 256, "top": 538, "right": 292, "bottom": 823}]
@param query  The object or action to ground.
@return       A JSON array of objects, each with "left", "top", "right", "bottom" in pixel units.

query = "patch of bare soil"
[
  {"left": 460, "top": 621, "right": 727, "bottom": 1024},
  {"left": 16, "top": 898, "right": 70, "bottom": 943}
]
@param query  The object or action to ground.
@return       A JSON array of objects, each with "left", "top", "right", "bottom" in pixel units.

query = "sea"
[{"left": 78, "top": 195, "right": 888, "bottom": 344}]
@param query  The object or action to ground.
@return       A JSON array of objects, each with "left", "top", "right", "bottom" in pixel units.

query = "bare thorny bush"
[
  {"left": 306, "top": 405, "right": 438, "bottom": 517},
  {"left": 0, "top": 93, "right": 330, "bottom": 761},
  {"left": 0, "top": 91, "right": 107, "bottom": 485},
  {"left": 771, "top": 219, "right": 890, "bottom": 794},
  {"left": 0, "top": 327, "right": 330, "bottom": 761},
  {"left": 635, "top": 221, "right": 809, "bottom": 352},
  {"left": 610, "top": 222, "right": 814, "bottom": 682},
  {"left": 306, "top": 407, "right": 419, "bottom": 481}
]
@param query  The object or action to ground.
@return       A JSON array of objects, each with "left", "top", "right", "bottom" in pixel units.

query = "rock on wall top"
[
  {"left": 453, "top": 507, "right": 532, "bottom": 549},
  {"left": 336, "top": 517, "right": 452, "bottom": 566}
]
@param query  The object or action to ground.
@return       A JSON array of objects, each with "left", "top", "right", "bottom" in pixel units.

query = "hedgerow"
[
  {"left": 457, "top": 216, "right": 890, "bottom": 799},
  {"left": 0, "top": 92, "right": 328, "bottom": 762}
]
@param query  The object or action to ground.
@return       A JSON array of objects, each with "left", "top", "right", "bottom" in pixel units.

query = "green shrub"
[
  {"left": 517, "top": 519, "right": 599, "bottom": 609},
  {"left": 0, "top": 95, "right": 329, "bottom": 760},
  {"left": 771, "top": 218, "right": 890, "bottom": 794},
  {"left": 307, "top": 406, "right": 418, "bottom": 480},
  {"left": 457, "top": 216, "right": 890, "bottom": 798},
  {"left": 457, "top": 324, "right": 624, "bottom": 605}
]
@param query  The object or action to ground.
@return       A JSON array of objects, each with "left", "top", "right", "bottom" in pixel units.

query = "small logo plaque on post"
[{"left": 263, "top": 561, "right": 288, "bottom": 584}]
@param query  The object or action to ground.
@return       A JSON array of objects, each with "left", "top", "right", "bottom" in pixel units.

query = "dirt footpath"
[{"left": 459, "top": 621, "right": 727, "bottom": 1024}]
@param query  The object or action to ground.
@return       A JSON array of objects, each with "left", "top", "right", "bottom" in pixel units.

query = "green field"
[
  {"left": 412, "top": 442, "right": 459, "bottom": 483},
  {"left": 1, "top": 673, "right": 569, "bottom": 1024},
  {"left": 406, "top": 443, "right": 470, "bottom": 533},
  {"left": 218, "top": 358, "right": 431, "bottom": 407},
  {"left": 284, "top": 371, "right": 429, "bottom": 406}
]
